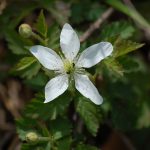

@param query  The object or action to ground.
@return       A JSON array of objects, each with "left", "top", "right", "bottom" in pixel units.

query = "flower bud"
[
  {"left": 19, "top": 24, "right": 32, "bottom": 38},
  {"left": 26, "top": 132, "right": 38, "bottom": 142}
]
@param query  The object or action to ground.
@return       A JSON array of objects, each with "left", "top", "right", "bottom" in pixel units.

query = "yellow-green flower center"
[{"left": 63, "top": 59, "right": 74, "bottom": 74}]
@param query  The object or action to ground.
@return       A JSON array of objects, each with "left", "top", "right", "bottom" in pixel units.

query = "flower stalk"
[
  {"left": 31, "top": 32, "right": 47, "bottom": 46},
  {"left": 19, "top": 23, "right": 48, "bottom": 46}
]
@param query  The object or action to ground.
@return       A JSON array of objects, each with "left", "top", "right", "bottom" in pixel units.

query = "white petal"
[
  {"left": 44, "top": 74, "right": 68, "bottom": 103},
  {"left": 76, "top": 42, "right": 113, "bottom": 68},
  {"left": 30, "top": 45, "right": 64, "bottom": 70},
  {"left": 60, "top": 23, "right": 80, "bottom": 61},
  {"left": 74, "top": 74, "right": 103, "bottom": 105}
]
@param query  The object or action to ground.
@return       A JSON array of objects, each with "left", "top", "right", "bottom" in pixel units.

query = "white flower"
[{"left": 29, "top": 23, "right": 113, "bottom": 105}]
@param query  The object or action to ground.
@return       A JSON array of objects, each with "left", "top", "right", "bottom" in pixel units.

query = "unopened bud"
[
  {"left": 19, "top": 24, "right": 32, "bottom": 38},
  {"left": 26, "top": 132, "right": 38, "bottom": 142}
]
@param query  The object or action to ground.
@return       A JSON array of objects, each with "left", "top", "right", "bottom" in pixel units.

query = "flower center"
[{"left": 63, "top": 59, "right": 75, "bottom": 74}]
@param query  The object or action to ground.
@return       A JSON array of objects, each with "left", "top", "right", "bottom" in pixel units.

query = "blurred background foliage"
[{"left": 0, "top": 0, "right": 150, "bottom": 150}]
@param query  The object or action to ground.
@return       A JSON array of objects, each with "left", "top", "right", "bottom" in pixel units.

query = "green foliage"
[
  {"left": 5, "top": 29, "right": 30, "bottom": 55},
  {"left": 137, "top": 103, "right": 150, "bottom": 128},
  {"left": 100, "top": 35, "right": 143, "bottom": 77},
  {"left": 24, "top": 72, "right": 48, "bottom": 90},
  {"left": 101, "top": 21, "right": 135, "bottom": 39},
  {"left": 102, "top": 58, "right": 124, "bottom": 77},
  {"left": 57, "top": 136, "right": 72, "bottom": 150},
  {"left": 21, "top": 143, "right": 51, "bottom": 150},
  {"left": 87, "top": 4, "right": 106, "bottom": 21},
  {"left": 112, "top": 37, "right": 144, "bottom": 57},
  {"left": 16, "top": 94, "right": 72, "bottom": 149},
  {"left": 0, "top": 1, "right": 38, "bottom": 34},
  {"left": 103, "top": 78, "right": 141, "bottom": 130},
  {"left": 105, "top": 0, "right": 150, "bottom": 30},
  {"left": 22, "top": 63, "right": 41, "bottom": 79},
  {"left": 71, "top": 1, "right": 106, "bottom": 23},
  {"left": 76, "top": 98, "right": 101, "bottom": 136},
  {"left": 47, "top": 24, "right": 60, "bottom": 49},
  {"left": 16, "top": 118, "right": 37, "bottom": 141},
  {"left": 1, "top": 1, "right": 148, "bottom": 150},
  {"left": 71, "top": 1, "right": 90, "bottom": 23},
  {"left": 102, "top": 66, "right": 150, "bottom": 130},
  {"left": 34, "top": 10, "right": 48, "bottom": 38},
  {"left": 14, "top": 61, "right": 41, "bottom": 79},
  {"left": 100, "top": 21, "right": 144, "bottom": 58},
  {"left": 76, "top": 144, "right": 98, "bottom": 150},
  {"left": 99, "top": 21, "right": 143, "bottom": 77},
  {"left": 23, "top": 93, "right": 70, "bottom": 120},
  {"left": 14, "top": 57, "right": 36, "bottom": 71},
  {"left": 12, "top": 56, "right": 41, "bottom": 79},
  {"left": 49, "top": 118, "right": 72, "bottom": 140},
  {"left": 102, "top": 56, "right": 140, "bottom": 77},
  {"left": 118, "top": 56, "right": 140, "bottom": 73}
]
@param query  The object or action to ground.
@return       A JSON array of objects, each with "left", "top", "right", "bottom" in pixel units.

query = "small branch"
[
  {"left": 123, "top": 0, "right": 135, "bottom": 9},
  {"left": 0, "top": 0, "right": 7, "bottom": 15},
  {"left": 79, "top": 8, "right": 114, "bottom": 43}
]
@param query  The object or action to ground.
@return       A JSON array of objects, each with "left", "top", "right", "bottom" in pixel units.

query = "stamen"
[
  {"left": 63, "top": 59, "right": 74, "bottom": 74},
  {"left": 75, "top": 68, "right": 85, "bottom": 74}
]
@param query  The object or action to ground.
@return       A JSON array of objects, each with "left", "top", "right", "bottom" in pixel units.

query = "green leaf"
[
  {"left": 57, "top": 136, "right": 72, "bottom": 150},
  {"left": 45, "top": 142, "right": 51, "bottom": 150},
  {"left": 118, "top": 56, "right": 140, "bottom": 73},
  {"left": 103, "top": 58, "right": 124, "bottom": 77},
  {"left": 24, "top": 72, "right": 48, "bottom": 90},
  {"left": 49, "top": 118, "right": 72, "bottom": 140},
  {"left": 16, "top": 90, "right": 72, "bottom": 149},
  {"left": 101, "top": 21, "right": 135, "bottom": 39},
  {"left": 87, "top": 4, "right": 106, "bottom": 21},
  {"left": 76, "top": 144, "right": 98, "bottom": 150},
  {"left": 76, "top": 97, "right": 101, "bottom": 136},
  {"left": 35, "top": 10, "right": 47, "bottom": 38},
  {"left": 102, "top": 55, "right": 140, "bottom": 78},
  {"left": 113, "top": 38, "right": 144, "bottom": 57},
  {"left": 14, "top": 57, "right": 36, "bottom": 71},
  {"left": 71, "top": 1, "right": 105, "bottom": 23},
  {"left": 16, "top": 117, "right": 38, "bottom": 141},
  {"left": 21, "top": 144, "right": 36, "bottom": 150},
  {"left": 21, "top": 142, "right": 51, "bottom": 150},
  {"left": 17, "top": 62, "right": 41, "bottom": 79},
  {"left": 5, "top": 29, "right": 29, "bottom": 55},
  {"left": 137, "top": 103, "right": 150, "bottom": 128},
  {"left": 13, "top": 56, "right": 41, "bottom": 79},
  {"left": 0, "top": 1, "right": 38, "bottom": 32},
  {"left": 16, "top": 116, "right": 51, "bottom": 149},
  {"left": 102, "top": 36, "right": 142, "bottom": 77},
  {"left": 107, "top": 36, "right": 144, "bottom": 57},
  {"left": 24, "top": 93, "right": 70, "bottom": 120},
  {"left": 104, "top": 77, "right": 142, "bottom": 130},
  {"left": 47, "top": 24, "right": 60, "bottom": 49}
]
